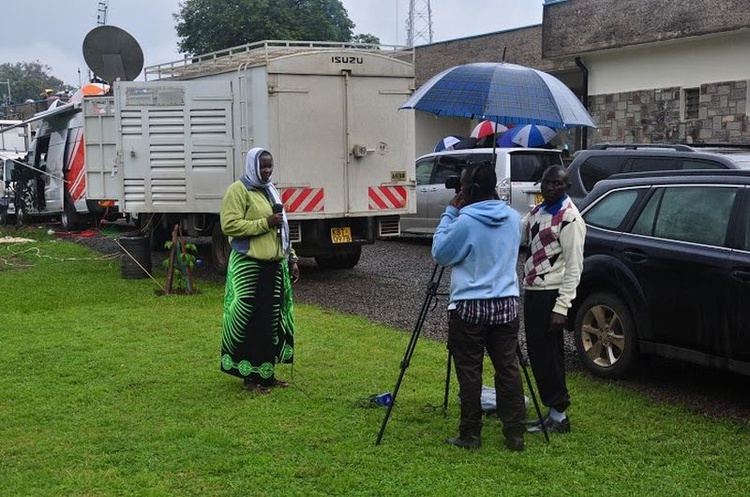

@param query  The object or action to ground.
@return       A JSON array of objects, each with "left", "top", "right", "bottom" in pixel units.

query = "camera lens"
[{"left": 445, "top": 176, "right": 460, "bottom": 192}]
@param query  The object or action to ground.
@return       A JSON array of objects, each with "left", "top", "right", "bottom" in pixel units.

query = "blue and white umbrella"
[
  {"left": 433, "top": 135, "right": 463, "bottom": 152},
  {"left": 400, "top": 62, "right": 596, "bottom": 129},
  {"left": 498, "top": 124, "right": 558, "bottom": 148}
]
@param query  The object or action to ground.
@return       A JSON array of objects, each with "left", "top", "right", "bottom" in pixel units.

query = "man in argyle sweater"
[{"left": 521, "top": 165, "right": 586, "bottom": 435}]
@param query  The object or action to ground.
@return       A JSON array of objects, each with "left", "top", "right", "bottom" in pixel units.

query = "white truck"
[
  {"left": 1, "top": 105, "right": 120, "bottom": 229},
  {"left": 84, "top": 40, "right": 417, "bottom": 269}
]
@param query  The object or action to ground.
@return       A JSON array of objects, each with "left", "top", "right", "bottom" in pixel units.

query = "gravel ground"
[{"left": 73, "top": 225, "right": 750, "bottom": 423}]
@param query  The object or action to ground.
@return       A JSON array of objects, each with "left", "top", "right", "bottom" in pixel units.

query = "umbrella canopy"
[
  {"left": 470, "top": 120, "right": 510, "bottom": 140},
  {"left": 498, "top": 124, "right": 557, "bottom": 148},
  {"left": 433, "top": 135, "right": 463, "bottom": 152},
  {"left": 400, "top": 62, "right": 596, "bottom": 129},
  {"left": 433, "top": 136, "right": 478, "bottom": 152}
]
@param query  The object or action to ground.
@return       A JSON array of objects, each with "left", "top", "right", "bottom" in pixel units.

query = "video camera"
[
  {"left": 444, "top": 159, "right": 495, "bottom": 193},
  {"left": 445, "top": 176, "right": 461, "bottom": 193}
]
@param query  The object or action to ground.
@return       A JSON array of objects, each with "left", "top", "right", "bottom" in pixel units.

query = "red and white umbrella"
[
  {"left": 498, "top": 124, "right": 557, "bottom": 148},
  {"left": 470, "top": 120, "right": 510, "bottom": 140}
]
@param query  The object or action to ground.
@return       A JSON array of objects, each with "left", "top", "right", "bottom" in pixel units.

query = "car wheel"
[
  {"left": 15, "top": 206, "right": 26, "bottom": 227},
  {"left": 60, "top": 197, "right": 78, "bottom": 231},
  {"left": 574, "top": 292, "right": 638, "bottom": 379}
]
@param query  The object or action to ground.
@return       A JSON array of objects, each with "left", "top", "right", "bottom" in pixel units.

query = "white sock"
[{"left": 549, "top": 408, "right": 567, "bottom": 422}]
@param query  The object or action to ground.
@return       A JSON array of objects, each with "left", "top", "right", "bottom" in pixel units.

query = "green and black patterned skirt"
[{"left": 220, "top": 250, "right": 294, "bottom": 382}]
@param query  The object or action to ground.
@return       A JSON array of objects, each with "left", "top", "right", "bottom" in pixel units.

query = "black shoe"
[
  {"left": 504, "top": 435, "right": 525, "bottom": 452},
  {"left": 527, "top": 413, "right": 570, "bottom": 434},
  {"left": 445, "top": 435, "right": 481, "bottom": 449}
]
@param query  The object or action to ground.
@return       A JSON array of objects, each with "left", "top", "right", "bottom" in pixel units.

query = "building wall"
[
  {"left": 581, "top": 24, "right": 750, "bottom": 145},
  {"left": 585, "top": 31, "right": 750, "bottom": 95},
  {"left": 543, "top": 0, "right": 750, "bottom": 59},
  {"left": 414, "top": 25, "right": 575, "bottom": 87},
  {"left": 413, "top": 0, "right": 750, "bottom": 148},
  {"left": 589, "top": 80, "right": 748, "bottom": 145}
]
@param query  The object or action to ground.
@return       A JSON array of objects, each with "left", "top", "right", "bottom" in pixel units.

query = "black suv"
[
  {"left": 566, "top": 144, "right": 746, "bottom": 205},
  {"left": 570, "top": 169, "right": 750, "bottom": 378}
]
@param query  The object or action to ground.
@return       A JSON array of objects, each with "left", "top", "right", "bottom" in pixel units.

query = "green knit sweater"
[{"left": 220, "top": 181, "right": 296, "bottom": 261}]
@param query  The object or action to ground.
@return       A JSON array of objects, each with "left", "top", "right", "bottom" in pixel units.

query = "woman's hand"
[
  {"left": 290, "top": 262, "right": 300, "bottom": 283},
  {"left": 267, "top": 213, "right": 283, "bottom": 228},
  {"left": 548, "top": 312, "right": 566, "bottom": 334},
  {"left": 449, "top": 191, "right": 465, "bottom": 209}
]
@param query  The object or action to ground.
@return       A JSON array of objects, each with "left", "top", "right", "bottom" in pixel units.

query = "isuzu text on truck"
[{"left": 84, "top": 40, "right": 417, "bottom": 270}]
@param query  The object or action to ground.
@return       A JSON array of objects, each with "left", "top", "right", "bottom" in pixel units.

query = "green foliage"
[
  {"left": 2, "top": 231, "right": 750, "bottom": 495},
  {"left": 351, "top": 33, "right": 382, "bottom": 45},
  {"left": 174, "top": 0, "right": 378, "bottom": 56},
  {"left": 0, "top": 61, "right": 72, "bottom": 104},
  {"left": 162, "top": 240, "right": 198, "bottom": 293}
]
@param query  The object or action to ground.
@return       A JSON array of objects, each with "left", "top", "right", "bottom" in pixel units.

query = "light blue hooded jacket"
[{"left": 432, "top": 200, "right": 521, "bottom": 304}]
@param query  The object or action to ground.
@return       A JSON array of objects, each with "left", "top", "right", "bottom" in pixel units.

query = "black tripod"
[{"left": 375, "top": 263, "right": 549, "bottom": 445}]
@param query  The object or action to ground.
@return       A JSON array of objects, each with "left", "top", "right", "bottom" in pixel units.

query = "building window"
[{"left": 683, "top": 88, "right": 699, "bottom": 120}]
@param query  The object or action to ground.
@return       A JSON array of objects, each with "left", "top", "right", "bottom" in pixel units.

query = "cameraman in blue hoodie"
[{"left": 432, "top": 162, "right": 526, "bottom": 452}]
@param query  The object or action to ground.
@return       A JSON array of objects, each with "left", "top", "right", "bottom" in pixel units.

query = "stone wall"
[
  {"left": 588, "top": 79, "right": 749, "bottom": 145},
  {"left": 543, "top": 0, "right": 750, "bottom": 60}
]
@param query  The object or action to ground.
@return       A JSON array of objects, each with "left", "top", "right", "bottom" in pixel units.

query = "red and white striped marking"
[
  {"left": 280, "top": 188, "right": 324, "bottom": 213},
  {"left": 66, "top": 128, "right": 87, "bottom": 202},
  {"left": 368, "top": 186, "right": 407, "bottom": 210}
]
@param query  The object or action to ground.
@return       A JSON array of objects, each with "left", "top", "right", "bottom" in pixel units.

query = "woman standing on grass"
[{"left": 219, "top": 147, "right": 299, "bottom": 393}]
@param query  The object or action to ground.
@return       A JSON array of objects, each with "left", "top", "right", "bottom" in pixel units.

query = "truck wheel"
[
  {"left": 573, "top": 292, "right": 638, "bottom": 379},
  {"left": 314, "top": 246, "right": 362, "bottom": 269},
  {"left": 60, "top": 198, "right": 78, "bottom": 231},
  {"left": 212, "top": 223, "right": 230, "bottom": 275},
  {"left": 15, "top": 206, "right": 26, "bottom": 227}
]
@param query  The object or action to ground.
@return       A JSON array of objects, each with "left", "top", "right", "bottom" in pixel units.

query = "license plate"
[
  {"left": 534, "top": 193, "right": 544, "bottom": 205},
  {"left": 331, "top": 227, "right": 352, "bottom": 244}
]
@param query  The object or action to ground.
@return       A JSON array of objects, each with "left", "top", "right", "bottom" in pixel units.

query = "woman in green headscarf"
[{"left": 219, "top": 147, "right": 299, "bottom": 394}]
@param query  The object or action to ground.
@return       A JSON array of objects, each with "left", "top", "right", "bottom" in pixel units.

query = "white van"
[{"left": 400, "top": 147, "right": 564, "bottom": 235}]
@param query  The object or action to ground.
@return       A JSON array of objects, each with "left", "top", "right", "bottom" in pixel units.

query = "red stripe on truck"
[
  {"left": 368, "top": 186, "right": 406, "bottom": 210},
  {"left": 280, "top": 188, "right": 324, "bottom": 212}
]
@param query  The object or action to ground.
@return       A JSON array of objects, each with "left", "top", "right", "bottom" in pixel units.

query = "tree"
[
  {"left": 174, "top": 0, "right": 378, "bottom": 56},
  {"left": 351, "top": 33, "right": 381, "bottom": 45},
  {"left": 0, "top": 62, "right": 71, "bottom": 104}
]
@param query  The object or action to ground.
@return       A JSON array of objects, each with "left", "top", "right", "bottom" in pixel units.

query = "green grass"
[{"left": 2, "top": 226, "right": 750, "bottom": 496}]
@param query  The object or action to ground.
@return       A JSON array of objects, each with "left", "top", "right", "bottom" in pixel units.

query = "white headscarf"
[{"left": 242, "top": 147, "right": 290, "bottom": 255}]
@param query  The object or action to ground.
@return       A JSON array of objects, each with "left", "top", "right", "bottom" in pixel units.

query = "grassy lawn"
[{"left": 2, "top": 226, "right": 750, "bottom": 496}]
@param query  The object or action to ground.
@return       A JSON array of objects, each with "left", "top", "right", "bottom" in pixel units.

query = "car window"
[
  {"left": 579, "top": 156, "right": 622, "bottom": 192},
  {"left": 628, "top": 157, "right": 679, "bottom": 172},
  {"left": 415, "top": 158, "right": 434, "bottom": 185},
  {"left": 583, "top": 188, "right": 644, "bottom": 230},
  {"left": 631, "top": 189, "right": 661, "bottom": 236},
  {"left": 510, "top": 152, "right": 563, "bottom": 182},
  {"left": 680, "top": 159, "right": 728, "bottom": 170},
  {"left": 631, "top": 186, "right": 738, "bottom": 247}
]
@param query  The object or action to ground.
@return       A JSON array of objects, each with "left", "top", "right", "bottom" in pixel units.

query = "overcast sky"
[{"left": 0, "top": 0, "right": 543, "bottom": 89}]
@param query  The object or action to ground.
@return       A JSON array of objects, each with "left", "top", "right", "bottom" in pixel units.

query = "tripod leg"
[
  {"left": 376, "top": 264, "right": 445, "bottom": 445},
  {"left": 442, "top": 348, "right": 452, "bottom": 415},
  {"left": 517, "top": 344, "right": 550, "bottom": 443}
]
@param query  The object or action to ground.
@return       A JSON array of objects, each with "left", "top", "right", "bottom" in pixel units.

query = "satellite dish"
[{"left": 82, "top": 25, "right": 144, "bottom": 82}]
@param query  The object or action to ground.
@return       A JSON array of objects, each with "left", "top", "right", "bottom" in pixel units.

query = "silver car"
[{"left": 401, "top": 147, "right": 564, "bottom": 235}]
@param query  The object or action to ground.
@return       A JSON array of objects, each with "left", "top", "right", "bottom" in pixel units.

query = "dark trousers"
[
  {"left": 447, "top": 312, "right": 526, "bottom": 439},
  {"left": 523, "top": 289, "right": 571, "bottom": 413}
]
